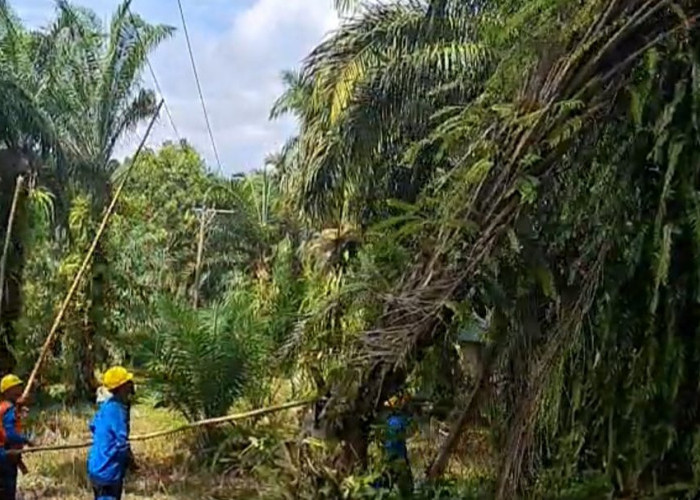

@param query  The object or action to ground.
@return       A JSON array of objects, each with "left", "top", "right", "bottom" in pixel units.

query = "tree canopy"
[{"left": 2, "top": 0, "right": 700, "bottom": 498}]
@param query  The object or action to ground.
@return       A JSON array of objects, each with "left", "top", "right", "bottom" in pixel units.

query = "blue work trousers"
[
  {"left": 91, "top": 481, "right": 123, "bottom": 500},
  {"left": 0, "top": 461, "right": 17, "bottom": 500}
]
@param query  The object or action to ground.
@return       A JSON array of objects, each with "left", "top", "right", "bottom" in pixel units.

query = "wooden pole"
[
  {"left": 22, "top": 101, "right": 163, "bottom": 400},
  {"left": 191, "top": 207, "right": 233, "bottom": 308},
  {"left": 192, "top": 207, "right": 208, "bottom": 308},
  {"left": 0, "top": 175, "right": 24, "bottom": 322}
]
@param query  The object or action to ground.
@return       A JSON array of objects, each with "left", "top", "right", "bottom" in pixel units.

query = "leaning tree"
[{"left": 300, "top": 0, "right": 700, "bottom": 497}]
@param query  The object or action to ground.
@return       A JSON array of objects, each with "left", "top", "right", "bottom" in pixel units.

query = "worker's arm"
[
  {"left": 108, "top": 404, "right": 132, "bottom": 470},
  {"left": 2, "top": 407, "right": 30, "bottom": 446}
]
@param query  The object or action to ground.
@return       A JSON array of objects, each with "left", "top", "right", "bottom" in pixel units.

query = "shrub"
[{"left": 146, "top": 290, "right": 269, "bottom": 422}]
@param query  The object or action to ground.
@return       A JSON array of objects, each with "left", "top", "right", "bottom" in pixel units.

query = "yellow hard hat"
[
  {"left": 385, "top": 393, "right": 409, "bottom": 408},
  {"left": 0, "top": 374, "right": 23, "bottom": 394},
  {"left": 102, "top": 366, "right": 134, "bottom": 391}
]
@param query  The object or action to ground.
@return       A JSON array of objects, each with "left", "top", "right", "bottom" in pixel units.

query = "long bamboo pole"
[
  {"left": 22, "top": 101, "right": 163, "bottom": 400},
  {"left": 13, "top": 398, "right": 313, "bottom": 455},
  {"left": 0, "top": 175, "right": 24, "bottom": 322}
]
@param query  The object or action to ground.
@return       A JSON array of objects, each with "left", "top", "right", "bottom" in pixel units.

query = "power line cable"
[
  {"left": 126, "top": 3, "right": 180, "bottom": 139},
  {"left": 175, "top": 0, "right": 223, "bottom": 173},
  {"left": 145, "top": 60, "right": 180, "bottom": 139}
]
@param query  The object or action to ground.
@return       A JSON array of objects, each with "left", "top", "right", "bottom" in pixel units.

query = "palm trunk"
[
  {"left": 75, "top": 185, "right": 111, "bottom": 401},
  {"left": 0, "top": 173, "right": 27, "bottom": 374},
  {"left": 0, "top": 176, "right": 24, "bottom": 374},
  {"left": 76, "top": 242, "right": 105, "bottom": 400},
  {"left": 427, "top": 355, "right": 491, "bottom": 479}
]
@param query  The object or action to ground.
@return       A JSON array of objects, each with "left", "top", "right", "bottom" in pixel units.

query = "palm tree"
[
  {"left": 333, "top": 0, "right": 360, "bottom": 14},
  {"left": 268, "top": 70, "right": 311, "bottom": 212},
  {"left": 0, "top": 2, "right": 65, "bottom": 373},
  {"left": 42, "top": 0, "right": 174, "bottom": 398},
  {"left": 285, "top": 0, "right": 492, "bottom": 225},
  {"left": 304, "top": 1, "right": 700, "bottom": 495}
]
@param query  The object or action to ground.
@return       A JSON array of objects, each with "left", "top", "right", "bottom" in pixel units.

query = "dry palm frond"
[{"left": 304, "top": 225, "right": 361, "bottom": 269}]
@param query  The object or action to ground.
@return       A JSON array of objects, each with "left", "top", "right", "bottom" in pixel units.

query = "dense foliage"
[{"left": 1, "top": 0, "right": 700, "bottom": 498}]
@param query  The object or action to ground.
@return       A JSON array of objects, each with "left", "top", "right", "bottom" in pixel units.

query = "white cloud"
[
  {"left": 16, "top": 0, "right": 341, "bottom": 175},
  {"left": 233, "top": 0, "right": 338, "bottom": 48}
]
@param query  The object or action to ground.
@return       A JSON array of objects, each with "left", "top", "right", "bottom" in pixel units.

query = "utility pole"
[{"left": 191, "top": 206, "right": 235, "bottom": 308}]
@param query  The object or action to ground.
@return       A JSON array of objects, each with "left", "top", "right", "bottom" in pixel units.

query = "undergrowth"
[{"left": 15, "top": 398, "right": 499, "bottom": 499}]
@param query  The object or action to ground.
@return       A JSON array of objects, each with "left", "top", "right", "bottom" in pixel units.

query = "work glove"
[
  {"left": 17, "top": 392, "right": 34, "bottom": 408},
  {"left": 24, "top": 431, "right": 36, "bottom": 448}
]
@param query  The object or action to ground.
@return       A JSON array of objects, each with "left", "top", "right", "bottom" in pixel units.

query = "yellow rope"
[
  {"left": 22, "top": 102, "right": 163, "bottom": 400},
  {"left": 12, "top": 398, "right": 313, "bottom": 455}
]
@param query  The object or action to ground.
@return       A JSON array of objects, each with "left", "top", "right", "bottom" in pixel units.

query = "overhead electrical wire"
[
  {"left": 175, "top": 0, "right": 224, "bottom": 173},
  {"left": 126, "top": 3, "right": 181, "bottom": 139},
  {"left": 144, "top": 59, "right": 180, "bottom": 139}
]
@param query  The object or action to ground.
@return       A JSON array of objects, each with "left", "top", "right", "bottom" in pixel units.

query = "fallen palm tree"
[{"left": 303, "top": 0, "right": 700, "bottom": 496}]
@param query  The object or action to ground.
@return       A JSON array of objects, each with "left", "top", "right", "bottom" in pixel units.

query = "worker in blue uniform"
[
  {"left": 87, "top": 366, "right": 138, "bottom": 500},
  {"left": 0, "top": 374, "right": 33, "bottom": 500},
  {"left": 374, "top": 392, "right": 414, "bottom": 497}
]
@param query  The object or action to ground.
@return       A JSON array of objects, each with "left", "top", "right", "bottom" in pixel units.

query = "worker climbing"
[
  {"left": 87, "top": 366, "right": 139, "bottom": 500},
  {"left": 0, "top": 374, "right": 33, "bottom": 500}
]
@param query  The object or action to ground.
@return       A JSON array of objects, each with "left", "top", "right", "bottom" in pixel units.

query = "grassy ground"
[
  {"left": 15, "top": 396, "right": 494, "bottom": 499},
  {"left": 18, "top": 404, "right": 261, "bottom": 500}
]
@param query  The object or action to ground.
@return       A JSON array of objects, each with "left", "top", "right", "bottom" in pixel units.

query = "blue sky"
[{"left": 16, "top": 0, "right": 340, "bottom": 174}]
